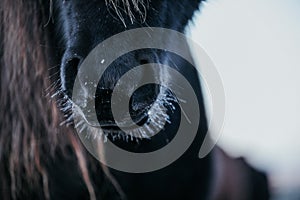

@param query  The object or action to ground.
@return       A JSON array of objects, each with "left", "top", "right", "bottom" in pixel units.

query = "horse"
[{"left": 0, "top": 0, "right": 269, "bottom": 199}]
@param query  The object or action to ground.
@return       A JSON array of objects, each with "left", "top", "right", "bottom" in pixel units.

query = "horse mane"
[{"left": 0, "top": 1, "right": 102, "bottom": 199}]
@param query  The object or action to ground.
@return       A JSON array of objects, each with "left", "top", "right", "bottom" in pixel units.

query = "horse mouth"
[
  {"left": 98, "top": 111, "right": 149, "bottom": 131},
  {"left": 59, "top": 59, "right": 177, "bottom": 141},
  {"left": 99, "top": 114, "right": 149, "bottom": 132},
  {"left": 59, "top": 81, "right": 177, "bottom": 143}
]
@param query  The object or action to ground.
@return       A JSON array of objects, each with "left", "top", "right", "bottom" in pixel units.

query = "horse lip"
[
  {"left": 100, "top": 124, "right": 120, "bottom": 131},
  {"left": 99, "top": 111, "right": 149, "bottom": 130}
]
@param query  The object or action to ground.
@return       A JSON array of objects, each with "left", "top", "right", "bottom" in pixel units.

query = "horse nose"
[{"left": 61, "top": 48, "right": 156, "bottom": 98}]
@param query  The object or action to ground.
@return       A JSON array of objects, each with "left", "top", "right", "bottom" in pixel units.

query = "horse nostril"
[
  {"left": 61, "top": 57, "right": 81, "bottom": 97},
  {"left": 135, "top": 49, "right": 157, "bottom": 66},
  {"left": 139, "top": 59, "right": 150, "bottom": 65}
]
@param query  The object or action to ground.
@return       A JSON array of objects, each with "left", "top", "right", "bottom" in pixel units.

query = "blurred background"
[{"left": 187, "top": 0, "right": 300, "bottom": 199}]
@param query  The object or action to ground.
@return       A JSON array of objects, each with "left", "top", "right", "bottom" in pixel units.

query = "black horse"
[
  {"left": 52, "top": 1, "right": 211, "bottom": 199},
  {"left": 0, "top": 0, "right": 269, "bottom": 199},
  {"left": 49, "top": 1, "right": 270, "bottom": 200}
]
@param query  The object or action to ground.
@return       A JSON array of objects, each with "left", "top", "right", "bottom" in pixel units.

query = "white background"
[{"left": 188, "top": 0, "right": 300, "bottom": 199}]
